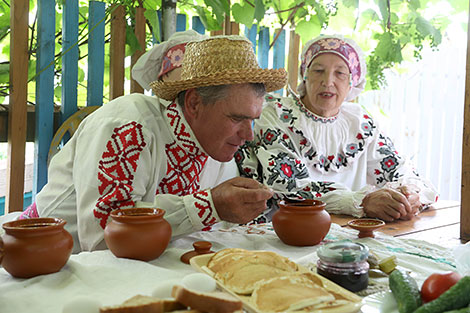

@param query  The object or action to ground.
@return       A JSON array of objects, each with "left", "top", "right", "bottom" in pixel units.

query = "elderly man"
[{"left": 26, "top": 35, "right": 287, "bottom": 252}]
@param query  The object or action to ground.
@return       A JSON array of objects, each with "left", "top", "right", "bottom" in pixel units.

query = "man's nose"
[{"left": 239, "top": 120, "right": 254, "bottom": 142}]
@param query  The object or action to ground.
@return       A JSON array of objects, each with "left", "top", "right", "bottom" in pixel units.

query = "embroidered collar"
[
  {"left": 164, "top": 100, "right": 208, "bottom": 157},
  {"left": 293, "top": 96, "right": 338, "bottom": 123}
]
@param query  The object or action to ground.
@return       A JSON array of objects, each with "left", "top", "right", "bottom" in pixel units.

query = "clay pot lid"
[
  {"left": 180, "top": 241, "right": 214, "bottom": 264},
  {"left": 347, "top": 218, "right": 385, "bottom": 238}
]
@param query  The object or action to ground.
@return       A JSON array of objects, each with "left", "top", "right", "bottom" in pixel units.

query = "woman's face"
[{"left": 301, "top": 53, "right": 351, "bottom": 117}]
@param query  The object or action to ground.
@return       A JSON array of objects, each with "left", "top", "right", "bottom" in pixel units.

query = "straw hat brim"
[{"left": 150, "top": 68, "right": 287, "bottom": 100}]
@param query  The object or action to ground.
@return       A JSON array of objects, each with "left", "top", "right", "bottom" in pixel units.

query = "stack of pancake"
[{"left": 205, "top": 248, "right": 357, "bottom": 312}]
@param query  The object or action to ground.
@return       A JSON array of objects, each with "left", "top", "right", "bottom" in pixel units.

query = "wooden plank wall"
[
  {"left": 7, "top": 0, "right": 29, "bottom": 212},
  {"left": 460, "top": 0, "right": 470, "bottom": 241},
  {"left": 87, "top": 1, "right": 106, "bottom": 106},
  {"left": 33, "top": 0, "right": 55, "bottom": 197}
]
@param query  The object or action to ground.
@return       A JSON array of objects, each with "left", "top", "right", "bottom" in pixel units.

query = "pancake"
[{"left": 251, "top": 273, "right": 335, "bottom": 312}]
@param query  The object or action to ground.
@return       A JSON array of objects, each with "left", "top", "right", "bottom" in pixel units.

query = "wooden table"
[{"left": 331, "top": 200, "right": 465, "bottom": 248}]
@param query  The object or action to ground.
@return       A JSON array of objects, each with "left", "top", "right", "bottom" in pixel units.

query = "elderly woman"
[{"left": 236, "top": 34, "right": 438, "bottom": 222}]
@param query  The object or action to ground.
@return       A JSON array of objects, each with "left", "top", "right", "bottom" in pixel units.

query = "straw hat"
[{"left": 150, "top": 36, "right": 287, "bottom": 100}]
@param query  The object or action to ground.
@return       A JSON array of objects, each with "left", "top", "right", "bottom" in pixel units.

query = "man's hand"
[
  {"left": 361, "top": 188, "right": 413, "bottom": 222},
  {"left": 211, "top": 177, "right": 274, "bottom": 224}
]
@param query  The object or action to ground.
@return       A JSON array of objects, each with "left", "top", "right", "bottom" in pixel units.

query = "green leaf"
[
  {"left": 144, "top": 9, "right": 160, "bottom": 43},
  {"left": 295, "top": 16, "right": 321, "bottom": 44},
  {"left": 78, "top": 67, "right": 85, "bottom": 82},
  {"left": 125, "top": 25, "right": 142, "bottom": 56},
  {"left": 232, "top": 3, "right": 255, "bottom": 29},
  {"left": 377, "top": 0, "right": 389, "bottom": 26},
  {"left": 196, "top": 5, "right": 222, "bottom": 31},
  {"left": 54, "top": 85, "right": 62, "bottom": 101},
  {"left": 0, "top": 63, "right": 8, "bottom": 82},
  {"left": 375, "top": 32, "right": 403, "bottom": 63},
  {"left": 342, "top": 0, "right": 359, "bottom": 9},
  {"left": 408, "top": 0, "right": 420, "bottom": 11},
  {"left": 204, "top": 0, "right": 229, "bottom": 17},
  {"left": 254, "top": 0, "right": 266, "bottom": 23}
]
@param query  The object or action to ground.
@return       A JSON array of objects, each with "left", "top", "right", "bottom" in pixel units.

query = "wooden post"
[
  {"left": 109, "top": 4, "right": 126, "bottom": 100},
  {"left": 131, "top": 6, "right": 146, "bottom": 94},
  {"left": 87, "top": 1, "right": 106, "bottom": 106},
  {"left": 61, "top": 0, "right": 78, "bottom": 123},
  {"left": 34, "top": 0, "right": 56, "bottom": 196},
  {"left": 460, "top": 0, "right": 470, "bottom": 242},
  {"left": 162, "top": 0, "right": 176, "bottom": 40},
  {"left": 288, "top": 30, "right": 300, "bottom": 93},
  {"left": 7, "top": 0, "right": 29, "bottom": 212},
  {"left": 230, "top": 22, "right": 239, "bottom": 35}
]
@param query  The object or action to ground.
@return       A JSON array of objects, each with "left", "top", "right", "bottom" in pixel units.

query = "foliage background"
[{"left": 0, "top": 0, "right": 468, "bottom": 108}]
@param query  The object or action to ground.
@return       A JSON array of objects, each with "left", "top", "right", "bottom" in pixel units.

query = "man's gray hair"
[{"left": 177, "top": 83, "right": 266, "bottom": 107}]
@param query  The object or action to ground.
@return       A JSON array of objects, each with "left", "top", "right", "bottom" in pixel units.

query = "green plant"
[{"left": 0, "top": 0, "right": 468, "bottom": 107}]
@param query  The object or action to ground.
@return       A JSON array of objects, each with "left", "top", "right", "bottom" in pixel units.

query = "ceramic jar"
[
  {"left": 0, "top": 217, "right": 73, "bottom": 278},
  {"left": 317, "top": 241, "right": 369, "bottom": 292},
  {"left": 104, "top": 208, "right": 172, "bottom": 261},
  {"left": 272, "top": 199, "right": 331, "bottom": 246}
]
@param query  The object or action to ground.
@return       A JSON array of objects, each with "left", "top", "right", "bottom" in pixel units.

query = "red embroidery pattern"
[
  {"left": 193, "top": 190, "right": 217, "bottom": 227},
  {"left": 157, "top": 102, "right": 208, "bottom": 196},
  {"left": 94, "top": 122, "right": 147, "bottom": 229}
]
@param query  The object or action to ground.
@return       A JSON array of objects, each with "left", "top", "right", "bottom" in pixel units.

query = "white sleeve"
[{"left": 366, "top": 128, "right": 439, "bottom": 205}]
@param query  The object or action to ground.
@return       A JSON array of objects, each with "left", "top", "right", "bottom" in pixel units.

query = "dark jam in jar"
[{"left": 316, "top": 241, "right": 369, "bottom": 292}]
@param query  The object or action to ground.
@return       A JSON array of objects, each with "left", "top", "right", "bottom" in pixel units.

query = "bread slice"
[
  {"left": 99, "top": 295, "right": 186, "bottom": 313},
  {"left": 171, "top": 285, "right": 242, "bottom": 313}
]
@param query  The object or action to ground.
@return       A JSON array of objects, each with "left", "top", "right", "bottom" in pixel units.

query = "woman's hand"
[
  {"left": 361, "top": 188, "right": 413, "bottom": 222},
  {"left": 397, "top": 185, "right": 421, "bottom": 220}
]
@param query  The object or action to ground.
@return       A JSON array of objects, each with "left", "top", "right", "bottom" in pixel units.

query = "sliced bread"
[
  {"left": 171, "top": 284, "right": 243, "bottom": 313},
  {"left": 99, "top": 295, "right": 186, "bottom": 313}
]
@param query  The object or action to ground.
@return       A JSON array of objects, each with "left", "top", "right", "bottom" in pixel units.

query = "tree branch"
[{"left": 269, "top": 2, "right": 304, "bottom": 49}]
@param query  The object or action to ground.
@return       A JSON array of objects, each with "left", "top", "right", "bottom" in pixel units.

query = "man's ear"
[{"left": 183, "top": 88, "right": 202, "bottom": 121}]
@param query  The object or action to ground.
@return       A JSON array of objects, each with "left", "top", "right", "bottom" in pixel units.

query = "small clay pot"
[
  {"left": 347, "top": 218, "right": 385, "bottom": 238},
  {"left": 272, "top": 199, "right": 331, "bottom": 246},
  {"left": 104, "top": 208, "right": 172, "bottom": 261},
  {"left": 0, "top": 217, "right": 73, "bottom": 278},
  {"left": 180, "top": 241, "right": 214, "bottom": 264}
]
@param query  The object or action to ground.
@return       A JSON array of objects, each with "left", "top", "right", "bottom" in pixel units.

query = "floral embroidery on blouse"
[
  {"left": 374, "top": 134, "right": 404, "bottom": 185},
  {"left": 94, "top": 121, "right": 147, "bottom": 229}
]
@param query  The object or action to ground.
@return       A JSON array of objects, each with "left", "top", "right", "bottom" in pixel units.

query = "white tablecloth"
[{"left": 0, "top": 221, "right": 462, "bottom": 313}]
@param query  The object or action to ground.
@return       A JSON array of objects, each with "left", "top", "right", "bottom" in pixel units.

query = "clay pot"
[
  {"left": 272, "top": 199, "right": 331, "bottom": 246},
  {"left": 0, "top": 217, "right": 73, "bottom": 278},
  {"left": 180, "top": 241, "right": 214, "bottom": 264},
  {"left": 104, "top": 208, "right": 172, "bottom": 261}
]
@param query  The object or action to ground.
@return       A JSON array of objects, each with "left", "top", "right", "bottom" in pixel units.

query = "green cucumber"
[
  {"left": 389, "top": 269, "right": 422, "bottom": 313},
  {"left": 414, "top": 276, "right": 470, "bottom": 313},
  {"left": 443, "top": 308, "right": 470, "bottom": 313}
]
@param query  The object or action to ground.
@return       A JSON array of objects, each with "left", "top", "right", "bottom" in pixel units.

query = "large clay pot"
[
  {"left": 272, "top": 199, "right": 331, "bottom": 246},
  {"left": 104, "top": 208, "right": 172, "bottom": 261},
  {"left": 0, "top": 217, "right": 73, "bottom": 278}
]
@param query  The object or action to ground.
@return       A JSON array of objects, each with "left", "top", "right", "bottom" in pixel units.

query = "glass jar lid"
[{"left": 317, "top": 241, "right": 369, "bottom": 263}]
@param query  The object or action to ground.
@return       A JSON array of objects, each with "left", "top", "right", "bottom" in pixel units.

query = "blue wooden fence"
[{"left": 33, "top": 0, "right": 286, "bottom": 201}]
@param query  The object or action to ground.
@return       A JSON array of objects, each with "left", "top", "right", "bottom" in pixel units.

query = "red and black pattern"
[
  {"left": 193, "top": 189, "right": 217, "bottom": 227},
  {"left": 94, "top": 122, "right": 147, "bottom": 229},
  {"left": 157, "top": 102, "right": 208, "bottom": 196}
]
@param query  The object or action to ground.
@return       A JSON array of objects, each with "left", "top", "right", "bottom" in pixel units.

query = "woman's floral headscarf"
[{"left": 296, "top": 35, "right": 367, "bottom": 102}]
